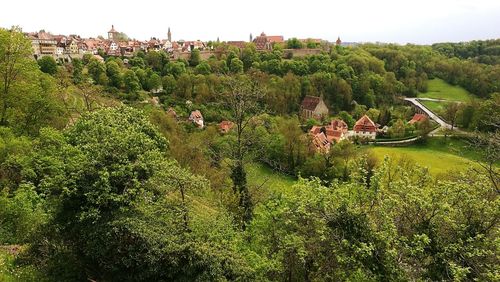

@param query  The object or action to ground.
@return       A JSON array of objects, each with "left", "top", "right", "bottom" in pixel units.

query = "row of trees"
[{"left": 433, "top": 39, "right": 500, "bottom": 65}]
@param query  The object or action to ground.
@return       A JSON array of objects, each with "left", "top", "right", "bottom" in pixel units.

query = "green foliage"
[
  {"left": 105, "top": 60, "right": 122, "bottom": 88},
  {"left": 229, "top": 57, "right": 244, "bottom": 74},
  {"left": 87, "top": 59, "right": 108, "bottom": 85},
  {"left": 286, "top": 37, "right": 303, "bottom": 49},
  {"left": 0, "top": 184, "right": 47, "bottom": 244},
  {"left": 195, "top": 61, "right": 212, "bottom": 75},
  {"left": 123, "top": 69, "right": 141, "bottom": 95},
  {"left": 71, "top": 58, "right": 83, "bottom": 84},
  {"left": 249, "top": 156, "right": 498, "bottom": 281},
  {"left": 37, "top": 56, "right": 57, "bottom": 75},
  {"left": 25, "top": 107, "right": 256, "bottom": 281},
  {"left": 388, "top": 119, "right": 405, "bottom": 138},
  {"left": 189, "top": 49, "right": 201, "bottom": 67}
]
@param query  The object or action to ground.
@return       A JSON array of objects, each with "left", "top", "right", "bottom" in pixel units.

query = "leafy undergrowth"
[{"left": 0, "top": 246, "right": 45, "bottom": 282}]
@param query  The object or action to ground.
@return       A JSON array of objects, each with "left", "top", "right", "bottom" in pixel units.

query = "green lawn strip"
[
  {"left": 420, "top": 100, "right": 451, "bottom": 113},
  {"left": 418, "top": 78, "right": 472, "bottom": 102},
  {"left": 366, "top": 137, "right": 484, "bottom": 175}
]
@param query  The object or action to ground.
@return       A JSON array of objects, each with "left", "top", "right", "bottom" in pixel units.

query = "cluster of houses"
[
  {"left": 26, "top": 25, "right": 208, "bottom": 58},
  {"left": 26, "top": 25, "right": 347, "bottom": 60},
  {"left": 167, "top": 95, "right": 429, "bottom": 154},
  {"left": 300, "top": 96, "right": 428, "bottom": 152}
]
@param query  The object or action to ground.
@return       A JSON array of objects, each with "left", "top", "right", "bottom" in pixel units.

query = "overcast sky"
[{"left": 1, "top": 0, "right": 499, "bottom": 44}]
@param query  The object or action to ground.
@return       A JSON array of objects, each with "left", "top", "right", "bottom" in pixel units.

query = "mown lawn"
[
  {"left": 420, "top": 100, "right": 451, "bottom": 113},
  {"left": 367, "top": 137, "right": 482, "bottom": 176},
  {"left": 418, "top": 78, "right": 472, "bottom": 102}
]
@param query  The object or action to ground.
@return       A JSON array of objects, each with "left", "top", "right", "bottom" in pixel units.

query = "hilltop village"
[
  {"left": 26, "top": 25, "right": 439, "bottom": 154},
  {"left": 27, "top": 25, "right": 352, "bottom": 61}
]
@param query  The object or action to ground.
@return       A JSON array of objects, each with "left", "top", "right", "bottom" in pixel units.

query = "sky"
[{"left": 1, "top": 0, "right": 499, "bottom": 44}]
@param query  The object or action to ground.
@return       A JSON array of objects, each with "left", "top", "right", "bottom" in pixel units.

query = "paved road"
[{"left": 404, "top": 98, "right": 453, "bottom": 130}]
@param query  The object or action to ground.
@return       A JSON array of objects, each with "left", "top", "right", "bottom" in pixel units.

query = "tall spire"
[
  {"left": 167, "top": 27, "right": 172, "bottom": 42},
  {"left": 250, "top": 33, "right": 253, "bottom": 42}
]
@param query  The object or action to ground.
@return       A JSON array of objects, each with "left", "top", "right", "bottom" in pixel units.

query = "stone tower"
[
  {"left": 336, "top": 36, "right": 342, "bottom": 45},
  {"left": 108, "top": 25, "right": 117, "bottom": 40},
  {"left": 250, "top": 33, "right": 253, "bottom": 42},
  {"left": 168, "top": 27, "right": 172, "bottom": 42}
]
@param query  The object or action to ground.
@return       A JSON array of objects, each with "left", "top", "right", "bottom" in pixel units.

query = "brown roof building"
[
  {"left": 352, "top": 115, "right": 377, "bottom": 140},
  {"left": 309, "top": 119, "right": 348, "bottom": 152},
  {"left": 300, "top": 96, "right": 329, "bottom": 120},
  {"left": 252, "top": 32, "right": 284, "bottom": 50},
  {"left": 408, "top": 114, "right": 428, "bottom": 124}
]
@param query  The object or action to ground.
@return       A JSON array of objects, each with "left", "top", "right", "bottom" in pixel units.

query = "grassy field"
[
  {"left": 420, "top": 100, "right": 451, "bottom": 113},
  {"left": 247, "top": 162, "right": 297, "bottom": 197},
  {"left": 367, "top": 137, "right": 482, "bottom": 176},
  {"left": 418, "top": 78, "right": 472, "bottom": 102}
]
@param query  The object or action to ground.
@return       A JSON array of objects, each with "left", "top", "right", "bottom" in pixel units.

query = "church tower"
[
  {"left": 336, "top": 36, "right": 342, "bottom": 46},
  {"left": 250, "top": 33, "right": 253, "bottom": 42},
  {"left": 108, "top": 25, "right": 117, "bottom": 40},
  {"left": 167, "top": 27, "right": 172, "bottom": 42}
]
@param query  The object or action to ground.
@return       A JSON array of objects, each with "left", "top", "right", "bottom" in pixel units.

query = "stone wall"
[
  {"left": 283, "top": 48, "right": 323, "bottom": 58},
  {"left": 172, "top": 50, "right": 216, "bottom": 61}
]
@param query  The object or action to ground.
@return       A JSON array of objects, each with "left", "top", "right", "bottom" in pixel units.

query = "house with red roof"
[
  {"left": 189, "top": 110, "right": 204, "bottom": 128},
  {"left": 351, "top": 115, "right": 377, "bottom": 140},
  {"left": 309, "top": 119, "right": 349, "bottom": 152},
  {"left": 408, "top": 114, "right": 428, "bottom": 124},
  {"left": 300, "top": 96, "right": 329, "bottom": 120}
]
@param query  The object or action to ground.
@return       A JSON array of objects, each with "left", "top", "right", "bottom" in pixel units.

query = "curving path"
[{"left": 404, "top": 98, "right": 453, "bottom": 130}]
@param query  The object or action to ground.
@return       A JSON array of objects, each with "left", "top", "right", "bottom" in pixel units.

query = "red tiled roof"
[
  {"left": 330, "top": 119, "right": 348, "bottom": 132},
  {"left": 309, "top": 126, "right": 322, "bottom": 135},
  {"left": 409, "top": 114, "right": 427, "bottom": 124},
  {"left": 266, "top": 36, "right": 284, "bottom": 43},
  {"left": 301, "top": 96, "right": 321, "bottom": 111},
  {"left": 354, "top": 115, "right": 377, "bottom": 133}
]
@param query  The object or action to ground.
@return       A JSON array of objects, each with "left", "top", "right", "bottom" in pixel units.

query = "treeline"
[
  {"left": 64, "top": 44, "right": 419, "bottom": 115},
  {"left": 433, "top": 39, "right": 500, "bottom": 65},
  {"left": 362, "top": 43, "right": 500, "bottom": 98}
]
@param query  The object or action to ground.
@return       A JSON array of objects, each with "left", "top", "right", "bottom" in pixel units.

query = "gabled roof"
[
  {"left": 301, "top": 96, "right": 322, "bottom": 111},
  {"left": 330, "top": 119, "right": 348, "bottom": 131},
  {"left": 409, "top": 114, "right": 427, "bottom": 124},
  {"left": 309, "top": 125, "right": 322, "bottom": 135},
  {"left": 354, "top": 115, "right": 377, "bottom": 132}
]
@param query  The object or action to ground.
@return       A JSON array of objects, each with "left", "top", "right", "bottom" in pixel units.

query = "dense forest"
[{"left": 0, "top": 26, "right": 499, "bottom": 281}]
